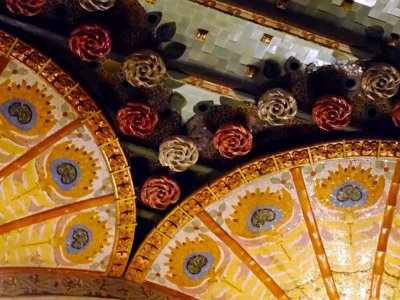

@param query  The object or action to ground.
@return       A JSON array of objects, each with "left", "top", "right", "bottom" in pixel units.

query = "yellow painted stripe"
[
  {"left": 5, "top": 38, "right": 18, "bottom": 58},
  {"left": 0, "top": 194, "right": 114, "bottom": 235},
  {"left": 290, "top": 167, "right": 339, "bottom": 300},
  {"left": 36, "top": 58, "right": 52, "bottom": 75},
  {"left": 0, "top": 119, "right": 82, "bottom": 181},
  {"left": 370, "top": 159, "right": 400, "bottom": 300},
  {"left": 198, "top": 210, "right": 289, "bottom": 300}
]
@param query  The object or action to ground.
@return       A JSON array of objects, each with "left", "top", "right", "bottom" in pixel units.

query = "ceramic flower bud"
[
  {"left": 257, "top": 88, "right": 298, "bottom": 126},
  {"left": 6, "top": 0, "right": 46, "bottom": 16},
  {"left": 212, "top": 122, "right": 253, "bottom": 159},
  {"left": 312, "top": 96, "right": 352, "bottom": 131},
  {"left": 79, "top": 0, "right": 116, "bottom": 11},
  {"left": 69, "top": 25, "right": 112, "bottom": 62},
  {"left": 159, "top": 136, "right": 199, "bottom": 172},
  {"left": 123, "top": 50, "right": 166, "bottom": 88},
  {"left": 141, "top": 175, "right": 181, "bottom": 210},
  {"left": 391, "top": 101, "right": 400, "bottom": 127},
  {"left": 117, "top": 102, "right": 158, "bottom": 138},
  {"left": 361, "top": 63, "right": 400, "bottom": 100}
]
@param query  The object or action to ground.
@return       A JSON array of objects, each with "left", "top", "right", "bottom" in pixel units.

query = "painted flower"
[
  {"left": 183, "top": 219, "right": 208, "bottom": 233},
  {"left": 147, "top": 264, "right": 166, "bottom": 284},
  {"left": 361, "top": 63, "right": 400, "bottom": 100},
  {"left": 208, "top": 202, "right": 227, "bottom": 225},
  {"left": 68, "top": 126, "right": 92, "bottom": 142},
  {"left": 257, "top": 88, "right": 297, "bottom": 126},
  {"left": 159, "top": 136, "right": 199, "bottom": 172},
  {"left": 269, "top": 171, "right": 294, "bottom": 190},
  {"left": 59, "top": 103, "right": 78, "bottom": 127},
  {"left": 123, "top": 50, "right": 166, "bottom": 88},
  {"left": 79, "top": 0, "right": 116, "bottom": 11},
  {"left": 141, "top": 175, "right": 180, "bottom": 210},
  {"left": 212, "top": 122, "right": 253, "bottom": 159},
  {"left": 117, "top": 102, "right": 158, "bottom": 138},
  {"left": 69, "top": 25, "right": 112, "bottom": 62},
  {"left": 2, "top": 60, "right": 29, "bottom": 78},
  {"left": 312, "top": 96, "right": 352, "bottom": 131},
  {"left": 6, "top": 0, "right": 46, "bottom": 16},
  {"left": 391, "top": 101, "right": 400, "bottom": 127}
]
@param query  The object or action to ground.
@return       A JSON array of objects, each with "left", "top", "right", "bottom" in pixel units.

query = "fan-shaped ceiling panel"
[
  {"left": 127, "top": 140, "right": 400, "bottom": 299},
  {"left": 0, "top": 30, "right": 135, "bottom": 277}
]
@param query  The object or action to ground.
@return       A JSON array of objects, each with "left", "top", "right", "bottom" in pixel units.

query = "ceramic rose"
[{"left": 141, "top": 176, "right": 180, "bottom": 210}]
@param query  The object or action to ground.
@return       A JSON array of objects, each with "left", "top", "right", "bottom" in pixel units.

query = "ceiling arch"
[
  {"left": 0, "top": 29, "right": 135, "bottom": 277},
  {"left": 127, "top": 139, "right": 400, "bottom": 299}
]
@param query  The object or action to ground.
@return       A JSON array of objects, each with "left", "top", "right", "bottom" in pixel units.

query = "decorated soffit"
[
  {"left": 128, "top": 139, "right": 400, "bottom": 299},
  {"left": 0, "top": 30, "right": 135, "bottom": 279},
  {"left": 0, "top": 0, "right": 400, "bottom": 299}
]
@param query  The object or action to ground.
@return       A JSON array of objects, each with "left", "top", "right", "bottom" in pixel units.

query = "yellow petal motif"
[{"left": 226, "top": 187, "right": 293, "bottom": 239}]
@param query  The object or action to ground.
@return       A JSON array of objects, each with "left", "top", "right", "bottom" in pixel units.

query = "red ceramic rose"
[
  {"left": 117, "top": 102, "right": 158, "bottom": 138},
  {"left": 141, "top": 176, "right": 181, "bottom": 210},
  {"left": 212, "top": 122, "right": 253, "bottom": 159},
  {"left": 391, "top": 101, "right": 400, "bottom": 127},
  {"left": 312, "top": 96, "right": 352, "bottom": 131},
  {"left": 6, "top": 0, "right": 46, "bottom": 16},
  {"left": 69, "top": 25, "right": 112, "bottom": 62}
]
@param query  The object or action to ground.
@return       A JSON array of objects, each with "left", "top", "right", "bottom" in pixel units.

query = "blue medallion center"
[
  {"left": 50, "top": 158, "right": 81, "bottom": 191},
  {"left": 330, "top": 181, "right": 368, "bottom": 208},
  {"left": 247, "top": 205, "right": 283, "bottom": 233},
  {"left": 183, "top": 252, "right": 214, "bottom": 280},
  {"left": 66, "top": 225, "right": 92, "bottom": 254},
  {"left": 0, "top": 98, "right": 37, "bottom": 131}
]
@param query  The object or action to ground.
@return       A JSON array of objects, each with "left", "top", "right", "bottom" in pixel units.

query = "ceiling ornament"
[
  {"left": 165, "top": 234, "right": 223, "bottom": 289},
  {"left": 79, "top": 0, "right": 116, "bottom": 12},
  {"left": 116, "top": 102, "right": 158, "bottom": 138},
  {"left": 140, "top": 175, "right": 180, "bottom": 210},
  {"left": 159, "top": 136, "right": 199, "bottom": 172},
  {"left": 312, "top": 96, "right": 352, "bottom": 131},
  {"left": 361, "top": 63, "right": 400, "bottom": 100},
  {"left": 6, "top": 0, "right": 46, "bottom": 16},
  {"left": 314, "top": 163, "right": 385, "bottom": 210},
  {"left": 69, "top": 25, "right": 112, "bottom": 62},
  {"left": 212, "top": 122, "right": 253, "bottom": 159},
  {"left": 257, "top": 88, "right": 298, "bottom": 126},
  {"left": 391, "top": 100, "right": 400, "bottom": 127},
  {"left": 123, "top": 50, "right": 166, "bottom": 88}
]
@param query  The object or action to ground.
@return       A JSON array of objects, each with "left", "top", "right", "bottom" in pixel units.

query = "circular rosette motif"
[
  {"left": 123, "top": 50, "right": 166, "bottom": 88},
  {"left": 55, "top": 211, "right": 112, "bottom": 265},
  {"left": 361, "top": 63, "right": 400, "bottom": 100},
  {"left": 117, "top": 102, "right": 158, "bottom": 138},
  {"left": 37, "top": 141, "right": 100, "bottom": 199},
  {"left": 212, "top": 122, "right": 253, "bottom": 159},
  {"left": 330, "top": 181, "right": 368, "bottom": 208},
  {"left": 79, "top": 0, "right": 116, "bottom": 11},
  {"left": 165, "top": 234, "right": 223, "bottom": 289},
  {"left": 314, "top": 163, "right": 385, "bottom": 211},
  {"left": 140, "top": 175, "right": 180, "bottom": 210},
  {"left": 69, "top": 25, "right": 112, "bottom": 62},
  {"left": 226, "top": 188, "right": 293, "bottom": 239},
  {"left": 391, "top": 101, "right": 400, "bottom": 127},
  {"left": 257, "top": 88, "right": 298, "bottom": 126},
  {"left": 312, "top": 96, "right": 352, "bottom": 131},
  {"left": 159, "top": 136, "right": 199, "bottom": 172},
  {"left": 0, "top": 80, "right": 56, "bottom": 144},
  {"left": 6, "top": 0, "right": 46, "bottom": 16}
]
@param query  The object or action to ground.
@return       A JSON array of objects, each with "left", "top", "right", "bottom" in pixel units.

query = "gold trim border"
[
  {"left": 188, "top": 0, "right": 352, "bottom": 54},
  {"left": 0, "top": 30, "right": 136, "bottom": 278},
  {"left": 126, "top": 139, "right": 400, "bottom": 282}
]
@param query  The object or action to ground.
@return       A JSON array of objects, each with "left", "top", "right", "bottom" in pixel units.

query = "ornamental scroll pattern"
[
  {"left": 0, "top": 29, "right": 135, "bottom": 278},
  {"left": 126, "top": 139, "right": 400, "bottom": 283}
]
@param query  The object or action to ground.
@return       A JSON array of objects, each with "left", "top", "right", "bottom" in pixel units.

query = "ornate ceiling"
[{"left": 0, "top": 0, "right": 399, "bottom": 299}]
